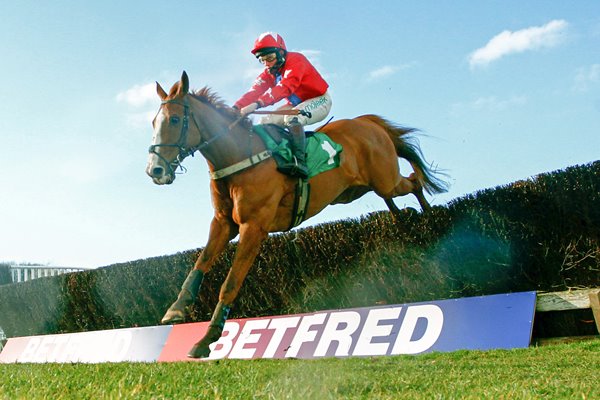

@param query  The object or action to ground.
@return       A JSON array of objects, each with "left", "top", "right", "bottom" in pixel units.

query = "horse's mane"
[{"left": 189, "top": 87, "right": 252, "bottom": 129}]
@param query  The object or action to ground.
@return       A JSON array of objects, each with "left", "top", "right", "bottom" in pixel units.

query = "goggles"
[{"left": 258, "top": 52, "right": 277, "bottom": 64}]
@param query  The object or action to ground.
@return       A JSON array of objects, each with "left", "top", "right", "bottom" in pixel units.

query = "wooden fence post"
[{"left": 589, "top": 289, "right": 600, "bottom": 334}]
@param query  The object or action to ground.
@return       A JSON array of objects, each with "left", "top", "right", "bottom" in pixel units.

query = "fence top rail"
[{"left": 536, "top": 288, "right": 600, "bottom": 312}]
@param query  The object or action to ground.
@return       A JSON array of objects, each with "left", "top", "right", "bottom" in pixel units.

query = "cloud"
[
  {"left": 116, "top": 82, "right": 160, "bottom": 130},
  {"left": 368, "top": 65, "right": 398, "bottom": 81},
  {"left": 451, "top": 95, "right": 527, "bottom": 115},
  {"left": 366, "top": 63, "right": 414, "bottom": 82},
  {"left": 473, "top": 95, "right": 527, "bottom": 110},
  {"left": 116, "top": 83, "right": 157, "bottom": 107},
  {"left": 573, "top": 64, "right": 600, "bottom": 92},
  {"left": 298, "top": 49, "right": 322, "bottom": 61},
  {"left": 469, "top": 20, "right": 568, "bottom": 69},
  {"left": 125, "top": 110, "right": 157, "bottom": 129},
  {"left": 297, "top": 49, "right": 329, "bottom": 78}
]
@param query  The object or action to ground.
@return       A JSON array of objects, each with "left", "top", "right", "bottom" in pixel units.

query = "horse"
[{"left": 146, "top": 71, "right": 448, "bottom": 358}]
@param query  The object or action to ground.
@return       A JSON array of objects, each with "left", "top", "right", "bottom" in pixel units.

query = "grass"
[{"left": 1, "top": 340, "right": 598, "bottom": 399}]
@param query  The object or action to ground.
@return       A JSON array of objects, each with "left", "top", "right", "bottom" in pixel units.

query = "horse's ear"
[
  {"left": 173, "top": 71, "right": 189, "bottom": 99},
  {"left": 180, "top": 71, "right": 189, "bottom": 95},
  {"left": 156, "top": 82, "right": 168, "bottom": 100}
]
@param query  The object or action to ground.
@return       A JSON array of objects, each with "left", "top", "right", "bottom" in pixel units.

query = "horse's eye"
[{"left": 170, "top": 116, "right": 180, "bottom": 125}]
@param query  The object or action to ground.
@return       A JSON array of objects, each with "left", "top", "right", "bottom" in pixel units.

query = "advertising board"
[
  {"left": 0, "top": 325, "right": 172, "bottom": 363},
  {"left": 0, "top": 292, "right": 536, "bottom": 363},
  {"left": 159, "top": 292, "right": 537, "bottom": 361}
]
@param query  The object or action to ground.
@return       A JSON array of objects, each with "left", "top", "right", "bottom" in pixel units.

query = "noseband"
[{"left": 148, "top": 98, "right": 227, "bottom": 177}]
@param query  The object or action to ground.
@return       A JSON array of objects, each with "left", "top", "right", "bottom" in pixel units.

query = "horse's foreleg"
[
  {"left": 187, "top": 300, "right": 232, "bottom": 358},
  {"left": 188, "top": 222, "right": 267, "bottom": 358},
  {"left": 160, "top": 268, "right": 204, "bottom": 325},
  {"left": 161, "top": 217, "right": 238, "bottom": 324}
]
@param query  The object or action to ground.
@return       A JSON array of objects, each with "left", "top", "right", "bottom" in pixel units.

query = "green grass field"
[{"left": 1, "top": 340, "right": 598, "bottom": 399}]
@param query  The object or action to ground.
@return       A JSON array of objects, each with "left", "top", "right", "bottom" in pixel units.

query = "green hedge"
[
  {"left": 0, "top": 264, "right": 11, "bottom": 286},
  {"left": 0, "top": 161, "right": 599, "bottom": 338}
]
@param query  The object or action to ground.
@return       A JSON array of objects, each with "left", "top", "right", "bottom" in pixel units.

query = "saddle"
[{"left": 252, "top": 124, "right": 342, "bottom": 179}]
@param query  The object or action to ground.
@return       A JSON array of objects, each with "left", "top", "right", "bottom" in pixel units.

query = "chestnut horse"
[{"left": 146, "top": 71, "right": 447, "bottom": 358}]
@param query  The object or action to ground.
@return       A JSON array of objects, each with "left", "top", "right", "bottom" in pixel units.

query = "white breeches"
[{"left": 259, "top": 91, "right": 332, "bottom": 127}]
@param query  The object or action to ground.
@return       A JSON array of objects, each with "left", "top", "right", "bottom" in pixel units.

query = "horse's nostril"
[{"left": 152, "top": 167, "right": 164, "bottom": 177}]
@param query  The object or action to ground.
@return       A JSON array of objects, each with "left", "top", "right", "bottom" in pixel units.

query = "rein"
[
  {"left": 252, "top": 109, "right": 310, "bottom": 116},
  {"left": 228, "top": 108, "right": 311, "bottom": 131},
  {"left": 150, "top": 98, "right": 311, "bottom": 181}
]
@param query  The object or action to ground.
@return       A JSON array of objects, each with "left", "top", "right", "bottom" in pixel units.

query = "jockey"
[{"left": 234, "top": 32, "right": 332, "bottom": 179}]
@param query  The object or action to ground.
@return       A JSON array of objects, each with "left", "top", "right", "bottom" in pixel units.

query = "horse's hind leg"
[
  {"left": 382, "top": 173, "right": 431, "bottom": 214},
  {"left": 384, "top": 198, "right": 401, "bottom": 214},
  {"left": 408, "top": 173, "right": 432, "bottom": 212}
]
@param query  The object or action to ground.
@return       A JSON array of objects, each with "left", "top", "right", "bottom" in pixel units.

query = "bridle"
[
  {"left": 148, "top": 97, "right": 227, "bottom": 177},
  {"left": 148, "top": 95, "right": 314, "bottom": 181}
]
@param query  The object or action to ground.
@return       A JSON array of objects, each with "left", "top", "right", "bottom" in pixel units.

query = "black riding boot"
[{"left": 279, "top": 118, "right": 309, "bottom": 179}]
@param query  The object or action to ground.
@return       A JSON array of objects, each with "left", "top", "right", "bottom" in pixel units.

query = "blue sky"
[{"left": 1, "top": 1, "right": 598, "bottom": 268}]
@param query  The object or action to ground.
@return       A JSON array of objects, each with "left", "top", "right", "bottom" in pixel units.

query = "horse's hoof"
[
  {"left": 188, "top": 343, "right": 211, "bottom": 359},
  {"left": 160, "top": 308, "right": 185, "bottom": 325}
]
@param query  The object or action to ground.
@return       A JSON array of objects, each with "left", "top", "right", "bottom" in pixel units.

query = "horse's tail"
[{"left": 360, "top": 114, "right": 449, "bottom": 195}]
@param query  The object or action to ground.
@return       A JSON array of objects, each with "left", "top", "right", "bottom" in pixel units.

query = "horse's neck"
[{"left": 192, "top": 100, "right": 263, "bottom": 170}]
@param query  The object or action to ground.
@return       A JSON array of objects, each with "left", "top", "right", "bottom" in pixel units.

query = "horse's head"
[
  {"left": 146, "top": 72, "right": 254, "bottom": 185},
  {"left": 146, "top": 71, "right": 196, "bottom": 185}
]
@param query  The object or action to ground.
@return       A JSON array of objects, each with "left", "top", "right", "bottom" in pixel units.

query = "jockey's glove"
[{"left": 240, "top": 102, "right": 260, "bottom": 116}]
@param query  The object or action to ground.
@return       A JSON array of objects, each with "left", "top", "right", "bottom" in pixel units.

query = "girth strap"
[
  {"left": 210, "top": 150, "right": 272, "bottom": 180},
  {"left": 288, "top": 179, "right": 311, "bottom": 230}
]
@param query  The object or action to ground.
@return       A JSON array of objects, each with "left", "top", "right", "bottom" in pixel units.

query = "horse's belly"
[{"left": 332, "top": 186, "right": 372, "bottom": 204}]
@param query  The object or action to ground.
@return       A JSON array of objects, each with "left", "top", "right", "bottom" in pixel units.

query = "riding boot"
[{"left": 279, "top": 117, "right": 309, "bottom": 179}]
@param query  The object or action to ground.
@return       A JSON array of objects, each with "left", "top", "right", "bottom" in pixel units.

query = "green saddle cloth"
[{"left": 252, "top": 124, "right": 343, "bottom": 178}]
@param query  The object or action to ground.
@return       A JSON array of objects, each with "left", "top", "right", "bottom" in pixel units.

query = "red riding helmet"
[{"left": 251, "top": 32, "right": 287, "bottom": 56}]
